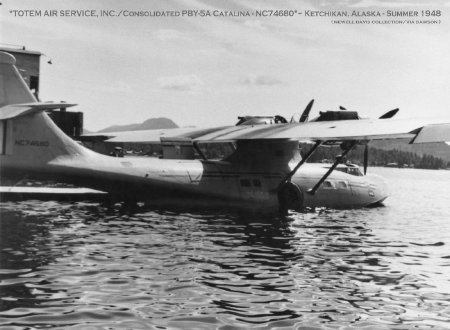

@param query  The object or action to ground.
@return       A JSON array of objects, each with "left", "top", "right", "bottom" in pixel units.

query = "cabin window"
[
  {"left": 252, "top": 179, "right": 262, "bottom": 187},
  {"left": 323, "top": 181, "right": 334, "bottom": 189},
  {"left": 240, "top": 179, "right": 251, "bottom": 187},
  {"left": 337, "top": 181, "right": 348, "bottom": 189}
]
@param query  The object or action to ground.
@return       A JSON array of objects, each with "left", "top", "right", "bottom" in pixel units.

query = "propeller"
[
  {"left": 363, "top": 144, "right": 369, "bottom": 175},
  {"left": 299, "top": 99, "right": 314, "bottom": 122},
  {"left": 379, "top": 108, "right": 399, "bottom": 119}
]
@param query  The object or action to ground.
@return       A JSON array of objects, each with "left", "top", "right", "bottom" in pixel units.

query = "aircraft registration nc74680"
[{"left": 1, "top": 51, "right": 449, "bottom": 213}]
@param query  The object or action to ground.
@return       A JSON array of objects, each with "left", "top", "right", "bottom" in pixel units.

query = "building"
[
  {"left": 0, "top": 46, "right": 41, "bottom": 98},
  {"left": 0, "top": 45, "right": 83, "bottom": 138}
]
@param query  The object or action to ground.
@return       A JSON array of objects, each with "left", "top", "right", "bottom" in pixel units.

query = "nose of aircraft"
[{"left": 365, "top": 173, "right": 390, "bottom": 204}]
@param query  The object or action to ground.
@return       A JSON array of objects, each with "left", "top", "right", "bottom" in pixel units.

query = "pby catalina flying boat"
[{"left": 1, "top": 52, "right": 449, "bottom": 212}]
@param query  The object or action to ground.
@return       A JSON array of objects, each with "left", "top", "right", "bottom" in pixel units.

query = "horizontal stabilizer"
[{"left": 0, "top": 102, "right": 76, "bottom": 120}]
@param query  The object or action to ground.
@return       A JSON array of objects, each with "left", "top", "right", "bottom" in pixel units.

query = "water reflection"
[
  {"left": 0, "top": 202, "right": 69, "bottom": 313},
  {"left": 0, "top": 191, "right": 450, "bottom": 329}
]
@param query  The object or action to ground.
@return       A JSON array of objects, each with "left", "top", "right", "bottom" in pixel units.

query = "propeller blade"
[
  {"left": 379, "top": 108, "right": 399, "bottom": 119},
  {"left": 364, "top": 144, "right": 369, "bottom": 175},
  {"left": 299, "top": 99, "right": 314, "bottom": 122}
]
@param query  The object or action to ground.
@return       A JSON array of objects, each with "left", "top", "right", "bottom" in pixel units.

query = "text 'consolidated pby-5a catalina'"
[{"left": 1, "top": 52, "right": 449, "bottom": 213}]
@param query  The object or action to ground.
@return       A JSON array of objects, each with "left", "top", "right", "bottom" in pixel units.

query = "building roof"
[{"left": 0, "top": 46, "right": 42, "bottom": 56}]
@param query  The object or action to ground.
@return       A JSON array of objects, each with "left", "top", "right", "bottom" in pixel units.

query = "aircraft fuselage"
[{"left": 1, "top": 150, "right": 389, "bottom": 212}]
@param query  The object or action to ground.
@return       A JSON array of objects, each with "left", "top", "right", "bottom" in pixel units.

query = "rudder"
[{"left": 0, "top": 52, "right": 37, "bottom": 107}]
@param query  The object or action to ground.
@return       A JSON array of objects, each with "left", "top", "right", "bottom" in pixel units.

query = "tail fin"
[
  {"left": 0, "top": 51, "right": 93, "bottom": 177},
  {"left": 0, "top": 52, "right": 37, "bottom": 106}
]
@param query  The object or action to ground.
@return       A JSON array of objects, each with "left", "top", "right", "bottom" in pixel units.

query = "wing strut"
[
  {"left": 278, "top": 140, "right": 322, "bottom": 190},
  {"left": 307, "top": 140, "right": 359, "bottom": 195},
  {"left": 193, "top": 141, "right": 207, "bottom": 160}
]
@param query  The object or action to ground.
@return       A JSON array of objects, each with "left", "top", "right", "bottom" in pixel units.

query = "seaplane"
[{"left": 1, "top": 51, "right": 449, "bottom": 213}]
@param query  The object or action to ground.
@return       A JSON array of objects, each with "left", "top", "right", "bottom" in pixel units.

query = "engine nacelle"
[
  {"left": 312, "top": 110, "right": 360, "bottom": 122},
  {"left": 236, "top": 115, "right": 287, "bottom": 126}
]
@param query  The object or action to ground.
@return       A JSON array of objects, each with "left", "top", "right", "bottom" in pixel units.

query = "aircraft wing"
[
  {"left": 192, "top": 117, "right": 450, "bottom": 144},
  {"left": 80, "top": 117, "right": 450, "bottom": 145},
  {"left": 81, "top": 126, "right": 232, "bottom": 143}
]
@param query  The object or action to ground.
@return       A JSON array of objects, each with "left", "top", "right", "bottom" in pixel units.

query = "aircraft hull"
[{"left": 1, "top": 156, "right": 389, "bottom": 212}]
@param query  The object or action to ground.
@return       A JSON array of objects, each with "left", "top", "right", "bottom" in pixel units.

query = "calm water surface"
[{"left": 1, "top": 168, "right": 450, "bottom": 329}]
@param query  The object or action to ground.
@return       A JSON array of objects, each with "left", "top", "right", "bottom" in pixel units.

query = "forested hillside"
[{"left": 300, "top": 143, "right": 449, "bottom": 170}]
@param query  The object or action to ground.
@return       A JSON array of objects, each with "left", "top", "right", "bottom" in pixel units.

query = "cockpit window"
[
  {"left": 348, "top": 167, "right": 363, "bottom": 176},
  {"left": 333, "top": 165, "right": 363, "bottom": 176}
]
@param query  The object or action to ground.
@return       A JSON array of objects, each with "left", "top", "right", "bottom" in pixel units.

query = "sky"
[{"left": 1, "top": 0, "right": 450, "bottom": 131}]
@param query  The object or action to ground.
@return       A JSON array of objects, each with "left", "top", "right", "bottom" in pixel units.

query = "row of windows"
[
  {"left": 323, "top": 180, "right": 348, "bottom": 189},
  {"left": 239, "top": 178, "right": 348, "bottom": 190},
  {"left": 334, "top": 166, "right": 363, "bottom": 176}
]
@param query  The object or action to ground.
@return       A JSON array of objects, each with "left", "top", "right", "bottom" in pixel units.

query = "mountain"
[
  {"left": 98, "top": 117, "right": 178, "bottom": 133},
  {"left": 301, "top": 141, "right": 449, "bottom": 169}
]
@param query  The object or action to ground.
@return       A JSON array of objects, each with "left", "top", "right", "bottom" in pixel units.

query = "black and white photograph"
[{"left": 1, "top": 0, "right": 450, "bottom": 329}]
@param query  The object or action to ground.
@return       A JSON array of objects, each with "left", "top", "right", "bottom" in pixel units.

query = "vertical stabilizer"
[
  {"left": 0, "top": 52, "right": 37, "bottom": 106},
  {"left": 0, "top": 51, "right": 95, "bottom": 178}
]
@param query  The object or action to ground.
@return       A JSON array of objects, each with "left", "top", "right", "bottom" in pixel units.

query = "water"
[{"left": 0, "top": 168, "right": 449, "bottom": 329}]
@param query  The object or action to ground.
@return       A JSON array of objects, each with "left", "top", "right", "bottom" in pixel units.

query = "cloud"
[
  {"left": 158, "top": 75, "right": 204, "bottom": 92},
  {"left": 101, "top": 81, "right": 132, "bottom": 93},
  {"left": 153, "top": 29, "right": 183, "bottom": 41},
  {"left": 316, "top": 0, "right": 436, "bottom": 7},
  {"left": 241, "top": 74, "right": 284, "bottom": 86},
  {"left": 348, "top": 0, "right": 430, "bottom": 7},
  {"left": 243, "top": 20, "right": 266, "bottom": 30}
]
